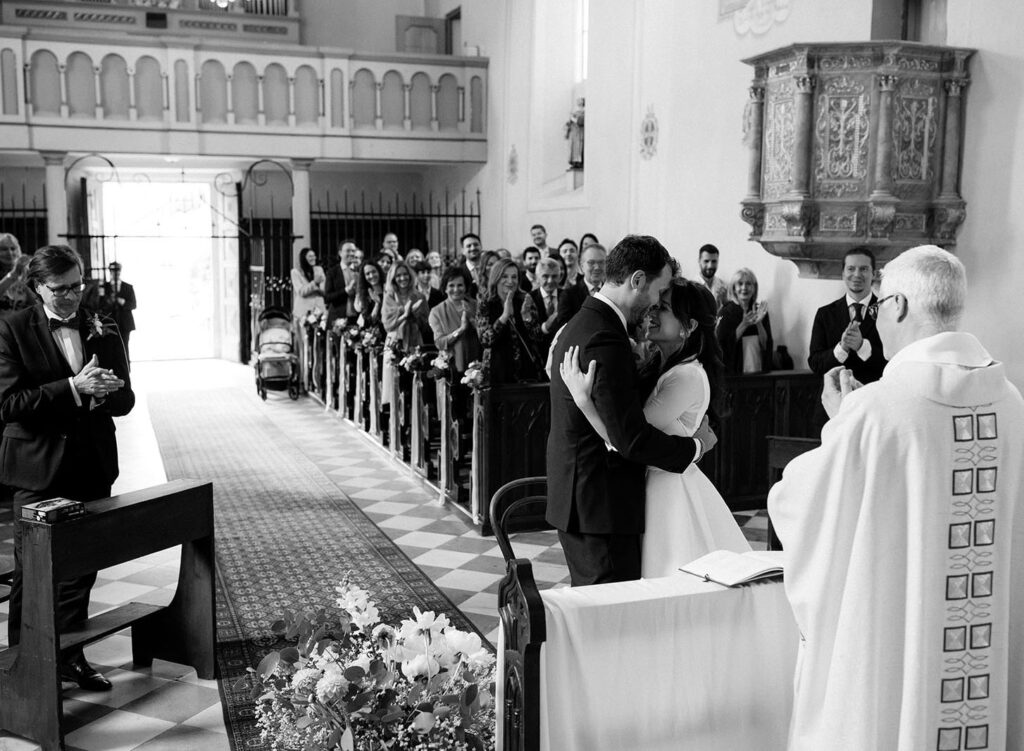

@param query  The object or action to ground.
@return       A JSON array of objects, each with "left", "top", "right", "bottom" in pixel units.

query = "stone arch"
[
  {"left": 293, "top": 64, "right": 318, "bottom": 126},
  {"left": 199, "top": 59, "right": 228, "bottom": 124},
  {"left": 436, "top": 73, "right": 458, "bottom": 131},
  {"left": 351, "top": 68, "right": 376, "bottom": 128},
  {"left": 100, "top": 54, "right": 129, "bottom": 120},
  {"left": 409, "top": 72, "right": 431, "bottom": 131},
  {"left": 134, "top": 55, "right": 163, "bottom": 122},
  {"left": 262, "top": 63, "right": 289, "bottom": 126},
  {"left": 66, "top": 51, "right": 97, "bottom": 119},
  {"left": 380, "top": 70, "right": 404, "bottom": 130},
  {"left": 232, "top": 61, "right": 258, "bottom": 125}
]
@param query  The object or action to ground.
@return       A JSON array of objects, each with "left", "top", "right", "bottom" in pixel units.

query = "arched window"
[
  {"left": 293, "top": 65, "right": 319, "bottom": 126},
  {"left": 199, "top": 60, "right": 227, "bottom": 124},
  {"left": 262, "top": 63, "right": 289, "bottom": 126},
  {"left": 380, "top": 70, "right": 404, "bottom": 130},
  {"left": 409, "top": 72, "right": 431, "bottom": 131},
  {"left": 66, "top": 52, "right": 96, "bottom": 119},
  {"left": 351, "top": 68, "right": 376, "bottom": 129},
  {"left": 436, "top": 73, "right": 458, "bottom": 131},
  {"left": 134, "top": 56, "right": 163, "bottom": 122},
  {"left": 232, "top": 61, "right": 258, "bottom": 125},
  {"left": 100, "top": 54, "right": 129, "bottom": 120},
  {"left": 29, "top": 50, "right": 61, "bottom": 116}
]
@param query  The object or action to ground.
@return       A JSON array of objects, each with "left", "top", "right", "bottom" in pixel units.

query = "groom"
[{"left": 546, "top": 235, "right": 715, "bottom": 586}]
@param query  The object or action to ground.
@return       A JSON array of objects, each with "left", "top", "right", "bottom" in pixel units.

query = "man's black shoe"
[{"left": 60, "top": 656, "right": 112, "bottom": 691}]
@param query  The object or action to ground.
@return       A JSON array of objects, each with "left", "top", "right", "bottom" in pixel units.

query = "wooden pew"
[
  {"left": 368, "top": 348, "right": 383, "bottom": 441},
  {"left": 436, "top": 375, "right": 461, "bottom": 506},
  {"left": 354, "top": 345, "right": 369, "bottom": 430},
  {"left": 0, "top": 480, "right": 216, "bottom": 751},
  {"left": 409, "top": 371, "right": 436, "bottom": 479}
]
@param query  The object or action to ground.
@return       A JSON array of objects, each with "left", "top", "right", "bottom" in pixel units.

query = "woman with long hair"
[
  {"left": 290, "top": 247, "right": 325, "bottom": 390},
  {"left": 716, "top": 267, "right": 773, "bottom": 374},
  {"left": 475, "top": 258, "right": 542, "bottom": 383},
  {"left": 381, "top": 260, "right": 430, "bottom": 350},
  {"left": 560, "top": 279, "right": 749, "bottom": 576},
  {"left": 354, "top": 260, "right": 385, "bottom": 329}
]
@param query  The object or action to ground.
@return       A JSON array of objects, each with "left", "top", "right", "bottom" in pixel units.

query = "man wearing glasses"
[
  {"left": 769, "top": 245, "right": 1024, "bottom": 750},
  {"left": 0, "top": 244, "right": 134, "bottom": 692},
  {"left": 807, "top": 246, "right": 888, "bottom": 432}
]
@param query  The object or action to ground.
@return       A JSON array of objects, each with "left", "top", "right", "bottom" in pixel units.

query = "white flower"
[
  {"left": 291, "top": 667, "right": 321, "bottom": 694},
  {"left": 443, "top": 629, "right": 481, "bottom": 660},
  {"left": 315, "top": 664, "right": 349, "bottom": 702},
  {"left": 350, "top": 602, "right": 380, "bottom": 630},
  {"left": 371, "top": 623, "right": 397, "bottom": 650},
  {"left": 401, "top": 653, "right": 440, "bottom": 682},
  {"left": 348, "top": 654, "right": 372, "bottom": 675},
  {"left": 399, "top": 607, "right": 450, "bottom": 642}
]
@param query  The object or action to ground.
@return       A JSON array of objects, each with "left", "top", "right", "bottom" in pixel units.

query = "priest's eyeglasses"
[
  {"left": 866, "top": 294, "right": 896, "bottom": 319},
  {"left": 43, "top": 281, "right": 86, "bottom": 297}
]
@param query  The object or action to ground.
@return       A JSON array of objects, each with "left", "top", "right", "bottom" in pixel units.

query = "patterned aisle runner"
[{"left": 146, "top": 387, "right": 485, "bottom": 751}]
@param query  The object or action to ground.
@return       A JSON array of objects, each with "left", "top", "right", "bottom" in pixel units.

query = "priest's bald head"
[{"left": 875, "top": 245, "right": 966, "bottom": 360}]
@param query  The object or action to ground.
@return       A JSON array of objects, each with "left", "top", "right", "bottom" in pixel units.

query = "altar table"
[{"left": 497, "top": 573, "right": 800, "bottom": 751}]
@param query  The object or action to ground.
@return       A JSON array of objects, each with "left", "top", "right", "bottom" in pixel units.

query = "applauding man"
[{"left": 0, "top": 245, "right": 134, "bottom": 691}]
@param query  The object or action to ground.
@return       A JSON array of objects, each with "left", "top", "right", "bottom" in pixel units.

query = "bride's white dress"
[{"left": 641, "top": 360, "right": 750, "bottom": 578}]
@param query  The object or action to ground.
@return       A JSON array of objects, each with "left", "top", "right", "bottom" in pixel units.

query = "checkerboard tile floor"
[{"left": 0, "top": 359, "right": 770, "bottom": 750}]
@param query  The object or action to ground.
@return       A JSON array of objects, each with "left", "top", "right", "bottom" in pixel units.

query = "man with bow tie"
[{"left": 0, "top": 244, "right": 134, "bottom": 692}]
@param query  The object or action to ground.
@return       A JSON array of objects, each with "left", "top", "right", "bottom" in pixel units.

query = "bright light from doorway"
[{"left": 100, "top": 181, "right": 216, "bottom": 361}]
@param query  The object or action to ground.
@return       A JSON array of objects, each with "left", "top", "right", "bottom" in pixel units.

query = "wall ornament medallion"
[
  {"left": 734, "top": 0, "right": 791, "bottom": 36},
  {"left": 640, "top": 106, "right": 658, "bottom": 159}
]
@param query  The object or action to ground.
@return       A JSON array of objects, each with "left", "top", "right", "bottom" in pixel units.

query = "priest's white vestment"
[{"left": 768, "top": 332, "right": 1024, "bottom": 751}]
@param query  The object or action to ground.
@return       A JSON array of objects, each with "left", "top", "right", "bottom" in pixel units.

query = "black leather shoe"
[{"left": 60, "top": 656, "right": 112, "bottom": 691}]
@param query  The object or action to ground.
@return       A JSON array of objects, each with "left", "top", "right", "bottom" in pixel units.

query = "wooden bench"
[
  {"left": 0, "top": 479, "right": 216, "bottom": 751},
  {"left": 765, "top": 435, "right": 821, "bottom": 549}
]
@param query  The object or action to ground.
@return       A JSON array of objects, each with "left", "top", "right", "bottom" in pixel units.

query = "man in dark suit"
[
  {"left": 530, "top": 257, "right": 562, "bottom": 362},
  {"left": 556, "top": 242, "right": 607, "bottom": 328},
  {"left": 101, "top": 261, "right": 137, "bottom": 362},
  {"left": 0, "top": 245, "right": 134, "bottom": 691},
  {"left": 456, "top": 232, "right": 483, "bottom": 297},
  {"left": 325, "top": 239, "right": 358, "bottom": 327},
  {"left": 808, "top": 247, "right": 887, "bottom": 431},
  {"left": 546, "top": 235, "right": 716, "bottom": 586}
]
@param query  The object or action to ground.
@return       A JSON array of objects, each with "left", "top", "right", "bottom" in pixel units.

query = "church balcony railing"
[
  {"left": 3, "top": 0, "right": 298, "bottom": 43},
  {"left": 0, "top": 29, "right": 488, "bottom": 162}
]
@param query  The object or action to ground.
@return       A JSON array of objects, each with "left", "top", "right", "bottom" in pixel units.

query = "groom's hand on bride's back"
[{"left": 693, "top": 415, "right": 717, "bottom": 460}]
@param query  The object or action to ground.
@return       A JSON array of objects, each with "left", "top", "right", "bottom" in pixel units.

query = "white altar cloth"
[{"left": 497, "top": 574, "right": 799, "bottom": 751}]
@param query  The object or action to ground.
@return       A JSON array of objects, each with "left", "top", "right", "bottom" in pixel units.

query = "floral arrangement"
[
  {"left": 460, "top": 360, "right": 487, "bottom": 390},
  {"left": 361, "top": 326, "right": 384, "bottom": 349},
  {"left": 431, "top": 350, "right": 452, "bottom": 373},
  {"left": 86, "top": 313, "right": 119, "bottom": 341},
  {"left": 240, "top": 577, "right": 496, "bottom": 751},
  {"left": 342, "top": 325, "right": 363, "bottom": 347},
  {"left": 332, "top": 319, "right": 349, "bottom": 336},
  {"left": 304, "top": 309, "right": 325, "bottom": 330},
  {"left": 382, "top": 332, "right": 405, "bottom": 365},
  {"left": 398, "top": 347, "right": 436, "bottom": 373}
]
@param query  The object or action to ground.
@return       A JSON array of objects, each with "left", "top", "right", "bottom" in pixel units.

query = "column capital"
[
  {"left": 291, "top": 158, "right": 315, "bottom": 172},
  {"left": 877, "top": 74, "right": 899, "bottom": 92},
  {"left": 748, "top": 84, "right": 765, "bottom": 103},
  {"left": 39, "top": 150, "right": 67, "bottom": 167},
  {"left": 794, "top": 75, "right": 815, "bottom": 94},
  {"left": 945, "top": 78, "right": 968, "bottom": 97}
]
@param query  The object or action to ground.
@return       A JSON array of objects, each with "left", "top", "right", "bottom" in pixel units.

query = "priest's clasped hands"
[
  {"left": 822, "top": 364, "right": 863, "bottom": 419},
  {"left": 72, "top": 355, "right": 125, "bottom": 399}
]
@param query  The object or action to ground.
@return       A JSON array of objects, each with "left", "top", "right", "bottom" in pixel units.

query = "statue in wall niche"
[{"left": 565, "top": 97, "right": 585, "bottom": 169}]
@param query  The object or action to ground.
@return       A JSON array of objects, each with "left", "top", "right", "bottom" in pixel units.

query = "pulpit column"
[
  {"left": 744, "top": 84, "right": 765, "bottom": 200},
  {"left": 940, "top": 79, "right": 966, "bottom": 198},
  {"left": 790, "top": 75, "right": 815, "bottom": 197},
  {"left": 42, "top": 151, "right": 68, "bottom": 246},
  {"left": 870, "top": 75, "right": 898, "bottom": 200},
  {"left": 291, "top": 159, "right": 312, "bottom": 264}
]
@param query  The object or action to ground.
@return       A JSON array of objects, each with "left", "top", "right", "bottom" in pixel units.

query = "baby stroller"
[{"left": 253, "top": 306, "right": 300, "bottom": 400}]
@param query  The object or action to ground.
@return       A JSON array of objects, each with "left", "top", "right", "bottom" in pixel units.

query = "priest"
[{"left": 768, "top": 245, "right": 1024, "bottom": 750}]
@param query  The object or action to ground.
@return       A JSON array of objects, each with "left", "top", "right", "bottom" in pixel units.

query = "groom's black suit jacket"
[
  {"left": 0, "top": 304, "right": 134, "bottom": 492},
  {"left": 546, "top": 296, "right": 697, "bottom": 535}
]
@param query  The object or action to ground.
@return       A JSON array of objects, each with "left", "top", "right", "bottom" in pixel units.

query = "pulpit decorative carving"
[{"left": 742, "top": 43, "right": 973, "bottom": 278}]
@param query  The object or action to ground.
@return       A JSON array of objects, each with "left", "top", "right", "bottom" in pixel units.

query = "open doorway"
[{"left": 99, "top": 181, "right": 238, "bottom": 362}]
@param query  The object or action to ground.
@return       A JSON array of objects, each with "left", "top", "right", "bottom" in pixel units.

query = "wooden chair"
[
  {"left": 0, "top": 480, "right": 216, "bottom": 751},
  {"left": 489, "top": 476, "right": 548, "bottom": 751}
]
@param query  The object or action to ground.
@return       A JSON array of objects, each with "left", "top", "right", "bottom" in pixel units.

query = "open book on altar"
[{"left": 678, "top": 550, "right": 786, "bottom": 587}]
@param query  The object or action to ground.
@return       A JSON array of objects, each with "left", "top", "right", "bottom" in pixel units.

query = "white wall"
[{"left": 302, "top": 0, "right": 430, "bottom": 52}]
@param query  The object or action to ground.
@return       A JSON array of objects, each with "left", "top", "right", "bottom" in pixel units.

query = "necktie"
[
  {"left": 852, "top": 303, "right": 863, "bottom": 323},
  {"left": 590, "top": 286, "right": 599, "bottom": 296},
  {"left": 546, "top": 294, "right": 555, "bottom": 315},
  {"left": 49, "top": 316, "right": 78, "bottom": 332}
]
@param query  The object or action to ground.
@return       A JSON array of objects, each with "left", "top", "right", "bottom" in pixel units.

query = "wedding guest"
[
  {"left": 530, "top": 224, "right": 554, "bottom": 257},
  {"left": 0, "top": 233, "right": 33, "bottom": 316},
  {"left": 354, "top": 260, "right": 384, "bottom": 329},
  {"left": 429, "top": 266, "right": 480, "bottom": 430},
  {"left": 579, "top": 232, "right": 600, "bottom": 252},
  {"left": 558, "top": 238, "right": 582, "bottom": 287},
  {"left": 716, "top": 267, "right": 772, "bottom": 374},
  {"left": 405, "top": 248, "right": 425, "bottom": 266},
  {"left": 426, "top": 250, "right": 443, "bottom": 289},
  {"left": 374, "top": 249, "right": 396, "bottom": 277},
  {"left": 477, "top": 251, "right": 501, "bottom": 299},
  {"left": 381, "top": 232, "right": 401, "bottom": 260},
  {"left": 412, "top": 261, "right": 444, "bottom": 309},
  {"left": 530, "top": 257, "right": 563, "bottom": 361},
  {"left": 456, "top": 232, "right": 483, "bottom": 296},
  {"left": 769, "top": 245, "right": 1024, "bottom": 751},
  {"left": 697, "top": 243, "right": 729, "bottom": 310},
  {"left": 476, "top": 259, "right": 541, "bottom": 384},
  {"left": 551, "top": 254, "right": 569, "bottom": 290},
  {"left": 557, "top": 243, "right": 607, "bottom": 328},
  {"left": 521, "top": 246, "right": 542, "bottom": 291},
  {"left": 381, "top": 261, "right": 430, "bottom": 351},
  {"left": 495, "top": 248, "right": 512, "bottom": 260},
  {"left": 324, "top": 240, "right": 355, "bottom": 328},
  {"left": 291, "top": 247, "right": 325, "bottom": 389}
]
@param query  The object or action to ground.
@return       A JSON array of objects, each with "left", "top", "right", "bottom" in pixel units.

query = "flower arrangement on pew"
[
  {"left": 382, "top": 332, "right": 405, "bottom": 365},
  {"left": 241, "top": 576, "right": 496, "bottom": 751},
  {"left": 429, "top": 350, "right": 452, "bottom": 380},
  {"left": 460, "top": 360, "right": 488, "bottom": 390},
  {"left": 342, "top": 325, "right": 363, "bottom": 348},
  {"left": 398, "top": 346, "right": 435, "bottom": 374},
  {"left": 332, "top": 319, "right": 349, "bottom": 337},
  {"left": 361, "top": 326, "right": 384, "bottom": 349},
  {"left": 304, "top": 309, "right": 325, "bottom": 331}
]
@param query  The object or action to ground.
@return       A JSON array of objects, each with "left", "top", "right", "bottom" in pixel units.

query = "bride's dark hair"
[{"left": 638, "top": 279, "right": 728, "bottom": 422}]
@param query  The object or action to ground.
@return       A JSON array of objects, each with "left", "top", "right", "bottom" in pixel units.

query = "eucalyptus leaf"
[
  {"left": 340, "top": 727, "right": 354, "bottom": 751},
  {"left": 257, "top": 652, "right": 281, "bottom": 679},
  {"left": 270, "top": 619, "right": 287, "bottom": 635},
  {"left": 295, "top": 715, "right": 314, "bottom": 730},
  {"left": 463, "top": 684, "right": 479, "bottom": 706},
  {"left": 380, "top": 711, "right": 404, "bottom": 723},
  {"left": 279, "top": 646, "right": 300, "bottom": 665},
  {"left": 343, "top": 666, "right": 366, "bottom": 682}
]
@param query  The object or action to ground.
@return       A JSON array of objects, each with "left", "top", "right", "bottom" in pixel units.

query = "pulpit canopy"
[{"left": 741, "top": 42, "right": 974, "bottom": 278}]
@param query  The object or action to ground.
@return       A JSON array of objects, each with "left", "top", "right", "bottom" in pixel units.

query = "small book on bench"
[
  {"left": 20, "top": 498, "right": 87, "bottom": 523},
  {"left": 679, "top": 549, "right": 786, "bottom": 587}
]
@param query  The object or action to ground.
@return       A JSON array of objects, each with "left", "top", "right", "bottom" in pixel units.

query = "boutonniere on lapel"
[{"left": 86, "top": 313, "right": 118, "bottom": 341}]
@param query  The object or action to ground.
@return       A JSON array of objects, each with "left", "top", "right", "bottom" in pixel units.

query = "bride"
[{"left": 560, "top": 279, "right": 750, "bottom": 577}]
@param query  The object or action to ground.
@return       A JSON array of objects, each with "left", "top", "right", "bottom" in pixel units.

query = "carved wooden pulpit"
[{"left": 741, "top": 42, "right": 974, "bottom": 277}]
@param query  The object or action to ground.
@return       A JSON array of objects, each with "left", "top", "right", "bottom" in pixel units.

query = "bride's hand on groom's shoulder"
[
  {"left": 693, "top": 415, "right": 717, "bottom": 459},
  {"left": 559, "top": 345, "right": 596, "bottom": 406}
]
